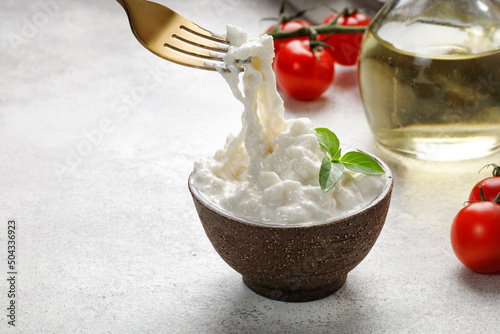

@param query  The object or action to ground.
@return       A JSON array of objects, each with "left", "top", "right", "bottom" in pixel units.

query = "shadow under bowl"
[{"left": 189, "top": 154, "right": 393, "bottom": 302}]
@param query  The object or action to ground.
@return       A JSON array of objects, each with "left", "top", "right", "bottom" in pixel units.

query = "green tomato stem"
[
  {"left": 491, "top": 163, "right": 500, "bottom": 177},
  {"left": 266, "top": 8, "right": 368, "bottom": 41},
  {"left": 479, "top": 163, "right": 500, "bottom": 177},
  {"left": 479, "top": 186, "right": 487, "bottom": 202},
  {"left": 267, "top": 23, "right": 367, "bottom": 40},
  {"left": 494, "top": 192, "right": 500, "bottom": 204}
]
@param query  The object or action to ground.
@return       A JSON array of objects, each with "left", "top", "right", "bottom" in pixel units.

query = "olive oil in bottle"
[{"left": 358, "top": 0, "right": 500, "bottom": 161}]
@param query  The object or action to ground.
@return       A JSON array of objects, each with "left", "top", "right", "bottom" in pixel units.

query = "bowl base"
[{"left": 242, "top": 275, "right": 347, "bottom": 302}]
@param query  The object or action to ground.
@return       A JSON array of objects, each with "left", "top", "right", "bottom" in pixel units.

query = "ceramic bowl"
[{"left": 189, "top": 153, "right": 393, "bottom": 302}]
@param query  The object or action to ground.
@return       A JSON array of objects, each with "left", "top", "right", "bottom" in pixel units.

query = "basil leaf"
[
  {"left": 319, "top": 157, "right": 345, "bottom": 192},
  {"left": 332, "top": 147, "right": 341, "bottom": 161},
  {"left": 315, "top": 128, "right": 340, "bottom": 159},
  {"left": 340, "top": 151, "right": 385, "bottom": 175}
]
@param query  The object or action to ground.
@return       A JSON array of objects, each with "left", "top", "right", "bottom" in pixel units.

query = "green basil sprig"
[{"left": 315, "top": 128, "right": 385, "bottom": 192}]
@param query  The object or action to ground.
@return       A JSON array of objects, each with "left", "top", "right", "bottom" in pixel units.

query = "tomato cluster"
[
  {"left": 450, "top": 164, "right": 500, "bottom": 274},
  {"left": 321, "top": 12, "right": 372, "bottom": 66},
  {"left": 266, "top": 11, "right": 371, "bottom": 101}
]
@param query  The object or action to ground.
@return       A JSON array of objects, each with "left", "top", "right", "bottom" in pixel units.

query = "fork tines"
[{"left": 164, "top": 23, "right": 231, "bottom": 71}]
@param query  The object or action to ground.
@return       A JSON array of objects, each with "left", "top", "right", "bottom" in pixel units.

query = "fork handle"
[{"left": 116, "top": 0, "right": 145, "bottom": 9}]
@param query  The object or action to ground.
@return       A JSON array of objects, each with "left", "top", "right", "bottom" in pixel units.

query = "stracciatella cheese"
[{"left": 192, "top": 25, "right": 385, "bottom": 225}]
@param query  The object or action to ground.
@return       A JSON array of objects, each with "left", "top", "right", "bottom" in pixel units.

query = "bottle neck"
[{"left": 369, "top": 0, "right": 500, "bottom": 55}]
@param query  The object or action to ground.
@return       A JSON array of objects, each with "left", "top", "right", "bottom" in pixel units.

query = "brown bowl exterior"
[{"left": 189, "top": 165, "right": 393, "bottom": 302}]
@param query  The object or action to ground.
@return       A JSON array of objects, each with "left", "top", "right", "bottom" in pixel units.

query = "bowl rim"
[{"left": 189, "top": 147, "right": 393, "bottom": 229}]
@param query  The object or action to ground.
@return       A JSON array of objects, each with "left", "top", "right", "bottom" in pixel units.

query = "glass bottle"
[{"left": 358, "top": 0, "right": 500, "bottom": 161}]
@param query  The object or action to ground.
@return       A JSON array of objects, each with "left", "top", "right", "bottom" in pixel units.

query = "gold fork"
[{"left": 117, "top": 0, "right": 234, "bottom": 71}]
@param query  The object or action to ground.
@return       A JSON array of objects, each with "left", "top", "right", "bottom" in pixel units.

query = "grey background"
[{"left": 1, "top": 0, "right": 499, "bottom": 333}]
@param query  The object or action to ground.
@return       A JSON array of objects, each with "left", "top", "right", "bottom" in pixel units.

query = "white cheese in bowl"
[{"left": 192, "top": 25, "right": 386, "bottom": 225}]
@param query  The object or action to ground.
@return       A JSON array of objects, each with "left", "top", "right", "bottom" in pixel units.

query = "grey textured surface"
[{"left": 1, "top": 0, "right": 499, "bottom": 333}]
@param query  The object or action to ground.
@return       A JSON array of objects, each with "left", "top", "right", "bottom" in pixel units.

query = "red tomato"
[
  {"left": 274, "top": 40, "right": 335, "bottom": 101},
  {"left": 450, "top": 201, "right": 500, "bottom": 273},
  {"left": 265, "top": 19, "right": 312, "bottom": 55},
  {"left": 469, "top": 178, "right": 500, "bottom": 202},
  {"left": 469, "top": 164, "right": 500, "bottom": 202},
  {"left": 321, "top": 11, "right": 371, "bottom": 66}
]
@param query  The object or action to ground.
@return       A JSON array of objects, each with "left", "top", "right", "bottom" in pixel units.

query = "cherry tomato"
[
  {"left": 274, "top": 40, "right": 335, "bottom": 101},
  {"left": 265, "top": 19, "right": 312, "bottom": 55},
  {"left": 321, "top": 11, "right": 371, "bottom": 66},
  {"left": 469, "top": 164, "right": 500, "bottom": 202},
  {"left": 450, "top": 201, "right": 500, "bottom": 273},
  {"left": 469, "top": 178, "right": 500, "bottom": 202}
]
